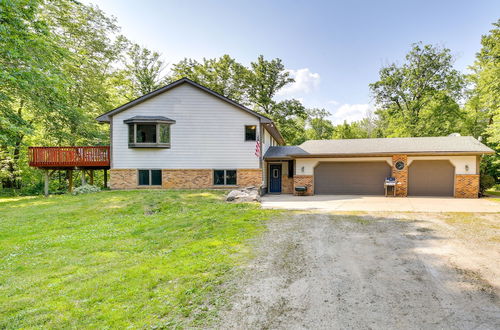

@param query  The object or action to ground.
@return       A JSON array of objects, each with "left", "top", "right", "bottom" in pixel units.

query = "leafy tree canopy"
[{"left": 370, "top": 43, "right": 465, "bottom": 137}]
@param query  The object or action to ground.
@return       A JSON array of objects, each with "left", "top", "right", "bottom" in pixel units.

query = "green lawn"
[
  {"left": 485, "top": 189, "right": 500, "bottom": 203},
  {"left": 0, "top": 190, "right": 279, "bottom": 328}
]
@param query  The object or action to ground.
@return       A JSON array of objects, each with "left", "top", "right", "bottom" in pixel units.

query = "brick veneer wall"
[
  {"left": 282, "top": 175, "right": 294, "bottom": 194},
  {"left": 162, "top": 169, "right": 212, "bottom": 189},
  {"left": 392, "top": 154, "right": 408, "bottom": 197},
  {"left": 237, "top": 169, "right": 262, "bottom": 187},
  {"left": 109, "top": 169, "right": 136, "bottom": 189},
  {"left": 454, "top": 174, "right": 479, "bottom": 198},
  {"left": 293, "top": 175, "right": 313, "bottom": 196},
  {"left": 111, "top": 168, "right": 262, "bottom": 190}
]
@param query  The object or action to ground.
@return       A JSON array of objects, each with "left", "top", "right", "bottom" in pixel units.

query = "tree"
[
  {"left": 42, "top": 1, "right": 127, "bottom": 146},
  {"left": 246, "top": 56, "right": 310, "bottom": 144},
  {"left": 305, "top": 109, "right": 334, "bottom": 140},
  {"left": 0, "top": 0, "right": 70, "bottom": 187},
  {"left": 370, "top": 43, "right": 465, "bottom": 137},
  {"left": 471, "top": 19, "right": 500, "bottom": 144},
  {"left": 0, "top": 0, "right": 126, "bottom": 189},
  {"left": 247, "top": 55, "right": 295, "bottom": 114},
  {"left": 170, "top": 54, "right": 307, "bottom": 145},
  {"left": 464, "top": 20, "right": 500, "bottom": 182},
  {"left": 126, "top": 43, "right": 168, "bottom": 98},
  {"left": 332, "top": 121, "right": 370, "bottom": 139},
  {"left": 269, "top": 100, "right": 308, "bottom": 145},
  {"left": 170, "top": 55, "right": 250, "bottom": 104}
]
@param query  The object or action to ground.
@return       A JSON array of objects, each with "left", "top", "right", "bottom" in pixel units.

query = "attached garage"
[
  {"left": 314, "top": 162, "right": 391, "bottom": 195},
  {"left": 408, "top": 160, "right": 455, "bottom": 196}
]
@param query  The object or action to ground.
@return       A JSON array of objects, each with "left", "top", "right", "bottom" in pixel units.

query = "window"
[
  {"left": 127, "top": 123, "right": 171, "bottom": 147},
  {"left": 213, "top": 170, "right": 237, "bottom": 186},
  {"left": 138, "top": 169, "right": 162, "bottom": 186},
  {"left": 245, "top": 125, "right": 257, "bottom": 141},
  {"left": 124, "top": 117, "right": 175, "bottom": 148},
  {"left": 136, "top": 124, "right": 157, "bottom": 143},
  {"left": 159, "top": 124, "right": 170, "bottom": 143}
]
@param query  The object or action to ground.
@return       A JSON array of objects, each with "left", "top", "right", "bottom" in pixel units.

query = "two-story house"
[
  {"left": 94, "top": 78, "right": 493, "bottom": 198},
  {"left": 96, "top": 78, "right": 283, "bottom": 191}
]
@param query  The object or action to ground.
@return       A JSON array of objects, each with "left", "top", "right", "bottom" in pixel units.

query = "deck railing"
[{"left": 28, "top": 146, "right": 110, "bottom": 168}]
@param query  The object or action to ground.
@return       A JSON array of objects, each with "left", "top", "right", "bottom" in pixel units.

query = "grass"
[
  {"left": 485, "top": 189, "right": 500, "bottom": 203},
  {"left": 442, "top": 212, "right": 500, "bottom": 242},
  {"left": 486, "top": 190, "right": 500, "bottom": 196},
  {"left": 0, "top": 190, "right": 280, "bottom": 328},
  {"left": 485, "top": 185, "right": 500, "bottom": 202}
]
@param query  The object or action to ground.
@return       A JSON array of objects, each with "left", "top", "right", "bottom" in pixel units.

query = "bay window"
[{"left": 124, "top": 116, "right": 175, "bottom": 148}]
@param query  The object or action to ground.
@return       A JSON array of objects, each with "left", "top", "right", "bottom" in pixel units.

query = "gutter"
[{"left": 285, "top": 151, "right": 495, "bottom": 158}]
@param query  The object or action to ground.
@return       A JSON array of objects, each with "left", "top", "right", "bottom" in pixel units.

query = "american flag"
[{"left": 255, "top": 139, "right": 261, "bottom": 158}]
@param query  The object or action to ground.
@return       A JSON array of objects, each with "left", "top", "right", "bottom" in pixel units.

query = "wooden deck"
[{"left": 28, "top": 146, "right": 110, "bottom": 169}]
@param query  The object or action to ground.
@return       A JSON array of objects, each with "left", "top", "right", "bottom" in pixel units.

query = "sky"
[{"left": 84, "top": 0, "right": 499, "bottom": 124}]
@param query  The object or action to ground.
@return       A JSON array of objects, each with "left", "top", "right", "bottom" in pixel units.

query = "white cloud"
[
  {"left": 277, "top": 68, "right": 320, "bottom": 97},
  {"left": 330, "top": 103, "right": 374, "bottom": 125},
  {"left": 327, "top": 100, "right": 340, "bottom": 106}
]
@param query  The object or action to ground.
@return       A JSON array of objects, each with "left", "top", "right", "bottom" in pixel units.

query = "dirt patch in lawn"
[{"left": 217, "top": 212, "right": 500, "bottom": 329}]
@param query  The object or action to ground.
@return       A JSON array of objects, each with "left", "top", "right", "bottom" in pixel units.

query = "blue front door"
[{"left": 269, "top": 164, "right": 282, "bottom": 193}]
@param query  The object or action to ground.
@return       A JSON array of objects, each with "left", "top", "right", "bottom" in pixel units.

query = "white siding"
[
  {"left": 296, "top": 157, "right": 392, "bottom": 175},
  {"left": 296, "top": 155, "right": 477, "bottom": 175},
  {"left": 407, "top": 155, "right": 476, "bottom": 174},
  {"left": 112, "top": 84, "right": 261, "bottom": 169},
  {"left": 261, "top": 128, "right": 277, "bottom": 155}
]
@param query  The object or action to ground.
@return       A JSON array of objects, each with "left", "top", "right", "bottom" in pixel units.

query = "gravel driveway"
[{"left": 218, "top": 212, "right": 500, "bottom": 329}]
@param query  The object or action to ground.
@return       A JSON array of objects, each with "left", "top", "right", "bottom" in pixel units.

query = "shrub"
[
  {"left": 72, "top": 184, "right": 101, "bottom": 195},
  {"left": 479, "top": 174, "right": 496, "bottom": 196}
]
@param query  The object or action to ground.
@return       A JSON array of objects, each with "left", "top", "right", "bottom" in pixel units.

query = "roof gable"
[
  {"left": 96, "top": 78, "right": 271, "bottom": 123},
  {"left": 96, "top": 77, "right": 285, "bottom": 145}
]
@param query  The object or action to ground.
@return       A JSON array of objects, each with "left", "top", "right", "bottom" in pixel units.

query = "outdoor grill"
[{"left": 384, "top": 177, "right": 396, "bottom": 197}]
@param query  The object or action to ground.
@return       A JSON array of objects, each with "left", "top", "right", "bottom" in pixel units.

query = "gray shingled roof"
[
  {"left": 265, "top": 146, "right": 307, "bottom": 159},
  {"left": 264, "top": 136, "right": 493, "bottom": 159},
  {"left": 123, "top": 115, "right": 176, "bottom": 123}
]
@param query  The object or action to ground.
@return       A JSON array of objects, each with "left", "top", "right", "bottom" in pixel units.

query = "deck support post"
[
  {"left": 103, "top": 169, "right": 108, "bottom": 189},
  {"left": 68, "top": 170, "right": 73, "bottom": 193},
  {"left": 89, "top": 170, "right": 94, "bottom": 185},
  {"left": 81, "top": 170, "right": 86, "bottom": 185},
  {"left": 44, "top": 169, "right": 49, "bottom": 197}
]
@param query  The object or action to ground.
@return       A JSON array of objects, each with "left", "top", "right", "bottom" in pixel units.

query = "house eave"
[
  {"left": 286, "top": 151, "right": 495, "bottom": 158},
  {"left": 262, "top": 122, "right": 285, "bottom": 145}
]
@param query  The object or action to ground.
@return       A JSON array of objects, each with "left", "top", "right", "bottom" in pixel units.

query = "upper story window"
[
  {"left": 245, "top": 125, "right": 257, "bottom": 141},
  {"left": 124, "top": 116, "right": 175, "bottom": 148}
]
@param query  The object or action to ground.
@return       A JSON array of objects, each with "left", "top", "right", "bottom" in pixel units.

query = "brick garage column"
[
  {"left": 454, "top": 174, "right": 479, "bottom": 198},
  {"left": 237, "top": 169, "right": 262, "bottom": 187},
  {"left": 293, "top": 175, "right": 313, "bottom": 196},
  {"left": 109, "top": 169, "right": 136, "bottom": 189},
  {"left": 392, "top": 154, "right": 408, "bottom": 197}
]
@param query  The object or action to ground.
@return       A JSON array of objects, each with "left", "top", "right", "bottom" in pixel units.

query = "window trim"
[
  {"left": 127, "top": 122, "right": 171, "bottom": 148},
  {"left": 213, "top": 169, "right": 238, "bottom": 186},
  {"left": 244, "top": 125, "right": 257, "bottom": 141},
  {"left": 138, "top": 169, "right": 162, "bottom": 186}
]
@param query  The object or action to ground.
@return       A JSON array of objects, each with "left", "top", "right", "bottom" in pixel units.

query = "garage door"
[
  {"left": 408, "top": 160, "right": 454, "bottom": 196},
  {"left": 314, "top": 162, "right": 391, "bottom": 195}
]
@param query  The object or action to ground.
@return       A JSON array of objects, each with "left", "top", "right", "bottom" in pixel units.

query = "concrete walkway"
[{"left": 261, "top": 194, "right": 500, "bottom": 212}]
